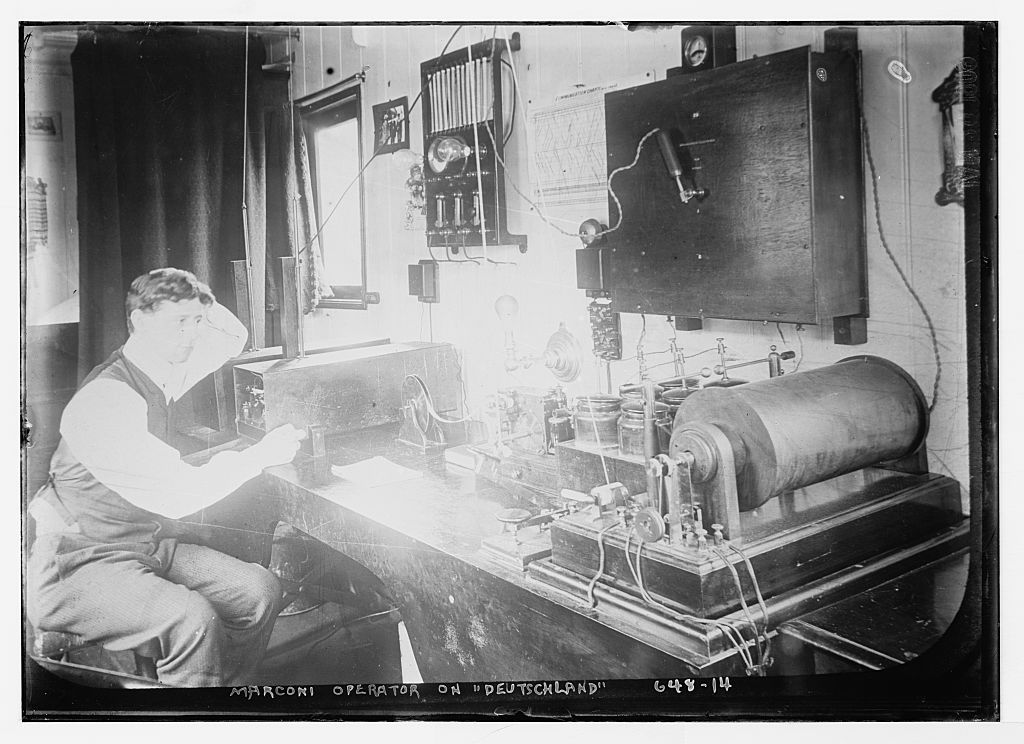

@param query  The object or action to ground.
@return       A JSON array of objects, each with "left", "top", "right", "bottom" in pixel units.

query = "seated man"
[{"left": 27, "top": 268, "right": 305, "bottom": 687}]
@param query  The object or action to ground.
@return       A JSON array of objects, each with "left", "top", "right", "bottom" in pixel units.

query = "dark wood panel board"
[{"left": 603, "top": 46, "right": 865, "bottom": 325}]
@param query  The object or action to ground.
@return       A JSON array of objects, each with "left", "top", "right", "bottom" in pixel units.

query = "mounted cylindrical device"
[
  {"left": 668, "top": 356, "right": 930, "bottom": 510},
  {"left": 656, "top": 128, "right": 707, "bottom": 204}
]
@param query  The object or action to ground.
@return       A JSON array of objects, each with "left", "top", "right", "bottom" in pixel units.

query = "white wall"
[
  {"left": 23, "top": 29, "right": 80, "bottom": 325},
  {"left": 285, "top": 24, "right": 970, "bottom": 503}
]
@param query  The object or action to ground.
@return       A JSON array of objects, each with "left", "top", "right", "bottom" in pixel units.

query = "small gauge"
[
  {"left": 678, "top": 26, "right": 736, "bottom": 73},
  {"left": 683, "top": 35, "right": 709, "bottom": 68}
]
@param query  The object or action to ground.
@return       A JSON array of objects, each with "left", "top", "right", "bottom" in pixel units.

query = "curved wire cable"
[
  {"left": 585, "top": 523, "right": 619, "bottom": 607},
  {"left": 712, "top": 545, "right": 764, "bottom": 671},
  {"left": 726, "top": 541, "right": 773, "bottom": 667},
  {"left": 859, "top": 67, "right": 942, "bottom": 412},
  {"left": 627, "top": 529, "right": 755, "bottom": 672},
  {"left": 484, "top": 121, "right": 660, "bottom": 241}
]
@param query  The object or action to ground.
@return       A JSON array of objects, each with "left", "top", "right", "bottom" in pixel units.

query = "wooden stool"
[{"left": 32, "top": 629, "right": 164, "bottom": 686}]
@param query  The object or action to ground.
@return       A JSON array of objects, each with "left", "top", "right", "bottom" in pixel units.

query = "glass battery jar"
[
  {"left": 573, "top": 394, "right": 622, "bottom": 448},
  {"left": 618, "top": 399, "right": 671, "bottom": 456}
]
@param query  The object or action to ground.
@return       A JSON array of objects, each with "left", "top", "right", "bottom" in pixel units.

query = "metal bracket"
[
  {"left": 656, "top": 454, "right": 684, "bottom": 545},
  {"left": 671, "top": 422, "right": 743, "bottom": 544}
]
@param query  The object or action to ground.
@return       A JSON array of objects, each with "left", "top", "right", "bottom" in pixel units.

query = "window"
[{"left": 298, "top": 78, "right": 367, "bottom": 308}]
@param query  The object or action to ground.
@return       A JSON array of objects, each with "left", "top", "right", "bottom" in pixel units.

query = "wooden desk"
[
  {"left": 260, "top": 426, "right": 968, "bottom": 682},
  {"left": 264, "top": 427, "right": 710, "bottom": 681},
  {"left": 776, "top": 550, "right": 969, "bottom": 674}
]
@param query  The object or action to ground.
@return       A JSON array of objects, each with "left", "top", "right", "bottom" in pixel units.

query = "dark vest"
[{"left": 44, "top": 348, "right": 193, "bottom": 548}]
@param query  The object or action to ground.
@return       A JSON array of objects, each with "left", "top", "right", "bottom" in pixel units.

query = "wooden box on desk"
[{"left": 232, "top": 341, "right": 462, "bottom": 440}]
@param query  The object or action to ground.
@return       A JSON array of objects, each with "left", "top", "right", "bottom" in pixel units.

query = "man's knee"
[
  {"left": 238, "top": 565, "right": 282, "bottom": 623},
  {"left": 256, "top": 566, "right": 282, "bottom": 616},
  {"left": 158, "top": 592, "right": 226, "bottom": 686},
  {"left": 24, "top": 536, "right": 62, "bottom": 630},
  {"left": 178, "top": 591, "right": 221, "bottom": 640}
]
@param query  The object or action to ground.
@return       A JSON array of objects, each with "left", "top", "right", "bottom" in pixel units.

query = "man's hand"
[{"left": 252, "top": 424, "right": 306, "bottom": 467}]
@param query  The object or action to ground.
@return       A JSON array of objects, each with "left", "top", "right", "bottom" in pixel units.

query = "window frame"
[{"left": 296, "top": 76, "right": 368, "bottom": 310}]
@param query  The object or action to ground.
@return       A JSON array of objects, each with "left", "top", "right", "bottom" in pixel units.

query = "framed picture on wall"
[
  {"left": 26, "top": 111, "right": 62, "bottom": 141},
  {"left": 372, "top": 96, "right": 409, "bottom": 154}
]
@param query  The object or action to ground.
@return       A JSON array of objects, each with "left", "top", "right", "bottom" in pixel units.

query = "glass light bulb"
[
  {"left": 494, "top": 294, "right": 519, "bottom": 323},
  {"left": 436, "top": 137, "right": 470, "bottom": 163}
]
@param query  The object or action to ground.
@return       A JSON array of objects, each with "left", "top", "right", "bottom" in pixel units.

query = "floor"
[{"left": 398, "top": 621, "right": 424, "bottom": 683}]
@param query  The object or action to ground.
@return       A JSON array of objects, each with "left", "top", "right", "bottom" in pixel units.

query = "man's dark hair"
[{"left": 125, "top": 268, "right": 215, "bottom": 332}]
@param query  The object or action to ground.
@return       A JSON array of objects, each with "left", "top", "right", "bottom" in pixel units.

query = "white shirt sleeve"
[
  {"left": 180, "top": 301, "right": 249, "bottom": 396},
  {"left": 60, "top": 378, "right": 266, "bottom": 519}
]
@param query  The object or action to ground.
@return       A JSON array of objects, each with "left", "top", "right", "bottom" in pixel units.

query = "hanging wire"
[
  {"left": 585, "top": 523, "right": 618, "bottom": 607},
  {"left": 711, "top": 545, "right": 764, "bottom": 671},
  {"left": 627, "top": 532, "right": 755, "bottom": 673},
  {"left": 619, "top": 348, "right": 674, "bottom": 363},
  {"left": 636, "top": 314, "right": 648, "bottom": 379},
  {"left": 490, "top": 23, "right": 666, "bottom": 240},
  {"left": 726, "top": 541, "right": 772, "bottom": 668},
  {"left": 501, "top": 59, "right": 516, "bottom": 146},
  {"left": 484, "top": 120, "right": 659, "bottom": 241},
  {"left": 408, "top": 25, "right": 464, "bottom": 117},
  {"left": 643, "top": 359, "right": 691, "bottom": 376},
  {"left": 428, "top": 242, "right": 479, "bottom": 265},
  {"left": 859, "top": 66, "right": 942, "bottom": 413},
  {"left": 794, "top": 325, "right": 805, "bottom": 373},
  {"left": 635, "top": 540, "right": 756, "bottom": 672},
  {"left": 469, "top": 31, "right": 489, "bottom": 259}
]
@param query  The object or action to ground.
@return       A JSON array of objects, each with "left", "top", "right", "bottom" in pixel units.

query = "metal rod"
[
  {"left": 470, "top": 44, "right": 488, "bottom": 251},
  {"left": 455, "top": 63, "right": 463, "bottom": 129},
  {"left": 429, "top": 72, "right": 437, "bottom": 134},
  {"left": 659, "top": 454, "right": 683, "bottom": 545},
  {"left": 643, "top": 379, "right": 659, "bottom": 459},
  {"left": 620, "top": 354, "right": 791, "bottom": 394},
  {"left": 293, "top": 70, "right": 366, "bottom": 109}
]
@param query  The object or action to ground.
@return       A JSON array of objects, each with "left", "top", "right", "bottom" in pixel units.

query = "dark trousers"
[{"left": 28, "top": 536, "right": 281, "bottom": 687}]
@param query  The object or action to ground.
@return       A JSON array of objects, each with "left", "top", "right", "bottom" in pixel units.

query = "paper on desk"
[{"left": 331, "top": 456, "right": 423, "bottom": 487}]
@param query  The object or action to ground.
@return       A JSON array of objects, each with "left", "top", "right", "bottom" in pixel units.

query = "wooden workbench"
[
  {"left": 253, "top": 425, "right": 968, "bottom": 682},
  {"left": 264, "top": 427, "right": 698, "bottom": 681}
]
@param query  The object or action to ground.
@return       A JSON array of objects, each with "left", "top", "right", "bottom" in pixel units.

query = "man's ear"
[{"left": 128, "top": 308, "right": 146, "bottom": 334}]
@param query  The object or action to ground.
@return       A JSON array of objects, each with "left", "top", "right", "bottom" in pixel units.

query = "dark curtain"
[
  {"left": 72, "top": 27, "right": 268, "bottom": 378},
  {"left": 294, "top": 124, "right": 334, "bottom": 313},
  {"left": 262, "top": 73, "right": 292, "bottom": 345}
]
